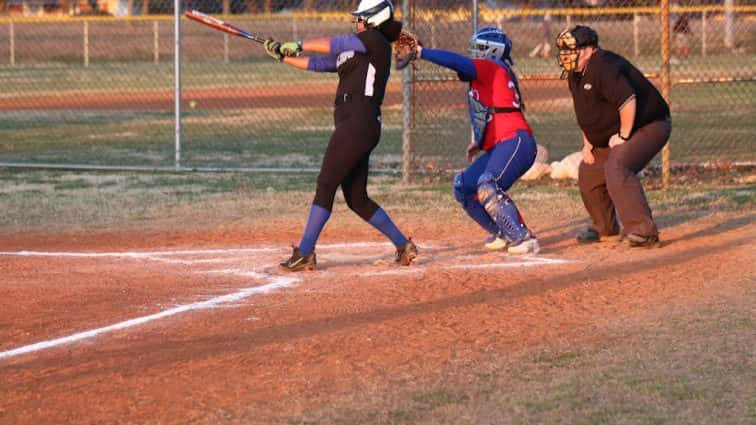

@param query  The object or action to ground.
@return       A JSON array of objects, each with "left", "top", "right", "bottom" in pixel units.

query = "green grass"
[
  {"left": 0, "top": 106, "right": 408, "bottom": 168},
  {"left": 0, "top": 56, "right": 752, "bottom": 169},
  {"left": 0, "top": 61, "right": 334, "bottom": 94},
  {"left": 283, "top": 293, "right": 754, "bottom": 425},
  {"left": 0, "top": 166, "right": 751, "bottom": 232},
  {"left": 2, "top": 53, "right": 751, "bottom": 94}
]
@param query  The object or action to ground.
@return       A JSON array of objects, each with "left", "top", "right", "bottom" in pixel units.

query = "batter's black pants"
[
  {"left": 313, "top": 98, "right": 382, "bottom": 221},
  {"left": 578, "top": 119, "right": 671, "bottom": 238}
]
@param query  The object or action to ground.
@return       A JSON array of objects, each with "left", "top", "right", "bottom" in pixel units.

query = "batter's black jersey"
[
  {"left": 568, "top": 49, "right": 670, "bottom": 148},
  {"left": 335, "top": 28, "right": 392, "bottom": 108}
]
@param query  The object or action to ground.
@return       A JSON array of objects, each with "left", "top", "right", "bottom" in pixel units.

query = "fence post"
[
  {"left": 724, "top": 0, "right": 734, "bottom": 49},
  {"left": 153, "top": 20, "right": 159, "bottom": 64},
  {"left": 471, "top": 0, "right": 479, "bottom": 157},
  {"left": 175, "top": 2, "right": 182, "bottom": 168},
  {"left": 633, "top": 12, "right": 640, "bottom": 58},
  {"left": 660, "top": 0, "right": 671, "bottom": 189},
  {"left": 83, "top": 20, "right": 89, "bottom": 68},
  {"left": 224, "top": 33, "right": 229, "bottom": 63},
  {"left": 472, "top": 0, "right": 478, "bottom": 34},
  {"left": 401, "top": 0, "right": 413, "bottom": 184},
  {"left": 9, "top": 21, "right": 14, "bottom": 66},
  {"left": 701, "top": 10, "right": 707, "bottom": 57}
]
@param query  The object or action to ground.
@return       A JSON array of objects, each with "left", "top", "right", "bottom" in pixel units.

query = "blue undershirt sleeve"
[
  {"left": 330, "top": 34, "right": 366, "bottom": 55},
  {"left": 307, "top": 54, "right": 339, "bottom": 72},
  {"left": 420, "top": 48, "right": 477, "bottom": 81}
]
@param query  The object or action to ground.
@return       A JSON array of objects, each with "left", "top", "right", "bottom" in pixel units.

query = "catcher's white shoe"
[
  {"left": 484, "top": 235, "right": 508, "bottom": 251},
  {"left": 507, "top": 236, "right": 540, "bottom": 254}
]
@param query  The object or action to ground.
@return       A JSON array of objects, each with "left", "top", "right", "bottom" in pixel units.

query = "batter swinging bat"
[{"left": 185, "top": 10, "right": 266, "bottom": 44}]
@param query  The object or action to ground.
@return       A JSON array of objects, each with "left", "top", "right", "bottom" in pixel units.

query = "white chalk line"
[
  {"left": 0, "top": 242, "right": 399, "bottom": 259},
  {"left": 140, "top": 257, "right": 236, "bottom": 265},
  {"left": 0, "top": 274, "right": 300, "bottom": 361},
  {"left": 0, "top": 248, "right": 277, "bottom": 258},
  {"left": 0, "top": 244, "right": 401, "bottom": 361},
  {"left": 0, "top": 242, "right": 572, "bottom": 361},
  {"left": 360, "top": 257, "right": 569, "bottom": 276}
]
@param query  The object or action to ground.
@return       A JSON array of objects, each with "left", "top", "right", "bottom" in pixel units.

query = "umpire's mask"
[{"left": 555, "top": 25, "right": 598, "bottom": 79}]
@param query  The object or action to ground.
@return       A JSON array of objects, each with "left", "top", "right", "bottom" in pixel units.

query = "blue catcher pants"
[{"left": 453, "top": 130, "right": 537, "bottom": 237}]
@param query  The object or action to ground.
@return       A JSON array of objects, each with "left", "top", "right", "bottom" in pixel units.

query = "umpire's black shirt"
[
  {"left": 568, "top": 49, "right": 670, "bottom": 148},
  {"left": 335, "top": 28, "right": 391, "bottom": 108}
]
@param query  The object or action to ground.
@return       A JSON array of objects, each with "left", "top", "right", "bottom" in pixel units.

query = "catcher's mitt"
[{"left": 393, "top": 30, "right": 421, "bottom": 70}]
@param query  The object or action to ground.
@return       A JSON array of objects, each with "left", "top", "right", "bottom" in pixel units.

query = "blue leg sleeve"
[
  {"left": 298, "top": 204, "right": 331, "bottom": 255},
  {"left": 368, "top": 208, "right": 408, "bottom": 249}
]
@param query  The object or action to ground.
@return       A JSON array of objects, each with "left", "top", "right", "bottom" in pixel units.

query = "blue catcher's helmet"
[{"left": 470, "top": 27, "right": 513, "bottom": 64}]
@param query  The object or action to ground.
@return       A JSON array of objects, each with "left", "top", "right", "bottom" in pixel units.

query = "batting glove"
[
  {"left": 280, "top": 41, "right": 303, "bottom": 57},
  {"left": 264, "top": 39, "right": 283, "bottom": 62}
]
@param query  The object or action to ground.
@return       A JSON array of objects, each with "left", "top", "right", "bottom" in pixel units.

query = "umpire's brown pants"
[{"left": 578, "top": 119, "right": 671, "bottom": 238}]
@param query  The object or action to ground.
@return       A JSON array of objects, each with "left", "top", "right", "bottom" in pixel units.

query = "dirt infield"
[{"left": 0, "top": 209, "right": 753, "bottom": 423}]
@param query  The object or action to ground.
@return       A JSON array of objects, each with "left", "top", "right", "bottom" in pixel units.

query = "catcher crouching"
[{"left": 395, "top": 27, "right": 541, "bottom": 254}]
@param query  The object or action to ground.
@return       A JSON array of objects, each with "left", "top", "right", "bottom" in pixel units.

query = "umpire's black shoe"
[
  {"left": 576, "top": 227, "right": 622, "bottom": 244},
  {"left": 279, "top": 246, "right": 316, "bottom": 272},
  {"left": 624, "top": 233, "right": 661, "bottom": 248},
  {"left": 395, "top": 239, "right": 418, "bottom": 266}
]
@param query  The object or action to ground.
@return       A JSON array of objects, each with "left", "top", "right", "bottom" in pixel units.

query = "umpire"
[{"left": 556, "top": 25, "right": 671, "bottom": 248}]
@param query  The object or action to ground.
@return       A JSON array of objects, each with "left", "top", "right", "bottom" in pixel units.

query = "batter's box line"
[
  {"left": 359, "top": 256, "right": 571, "bottom": 277},
  {"left": 0, "top": 273, "right": 301, "bottom": 362},
  {"left": 0, "top": 242, "right": 406, "bottom": 260},
  {"left": 0, "top": 247, "right": 279, "bottom": 258}
]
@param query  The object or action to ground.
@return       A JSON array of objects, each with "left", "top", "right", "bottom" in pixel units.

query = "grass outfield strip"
[
  {"left": 0, "top": 55, "right": 752, "bottom": 94},
  {"left": 0, "top": 168, "right": 752, "bottom": 232},
  {"left": 0, "top": 104, "right": 752, "bottom": 168}
]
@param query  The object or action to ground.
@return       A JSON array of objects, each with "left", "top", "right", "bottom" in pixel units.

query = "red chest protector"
[{"left": 468, "top": 59, "right": 532, "bottom": 151}]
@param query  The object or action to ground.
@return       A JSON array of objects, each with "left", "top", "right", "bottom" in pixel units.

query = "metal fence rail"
[{"left": 0, "top": 1, "right": 753, "bottom": 184}]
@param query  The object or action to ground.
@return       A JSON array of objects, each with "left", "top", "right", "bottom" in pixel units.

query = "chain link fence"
[
  {"left": 0, "top": 1, "right": 753, "bottom": 180},
  {"left": 406, "top": 0, "right": 755, "bottom": 181}
]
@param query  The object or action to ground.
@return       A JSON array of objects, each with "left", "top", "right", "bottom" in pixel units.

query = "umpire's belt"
[{"left": 335, "top": 93, "right": 372, "bottom": 106}]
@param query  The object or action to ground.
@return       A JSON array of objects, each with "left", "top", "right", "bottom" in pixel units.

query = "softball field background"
[
  {"left": 1, "top": 2, "right": 754, "bottom": 423},
  {"left": 0, "top": 169, "right": 753, "bottom": 423}
]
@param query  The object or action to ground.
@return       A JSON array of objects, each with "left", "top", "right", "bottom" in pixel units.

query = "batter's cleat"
[
  {"left": 624, "top": 233, "right": 661, "bottom": 248},
  {"left": 395, "top": 239, "right": 418, "bottom": 266},
  {"left": 507, "top": 234, "right": 541, "bottom": 254},
  {"left": 576, "top": 227, "right": 622, "bottom": 244},
  {"left": 279, "top": 246, "right": 316, "bottom": 272},
  {"left": 484, "top": 234, "right": 508, "bottom": 251}
]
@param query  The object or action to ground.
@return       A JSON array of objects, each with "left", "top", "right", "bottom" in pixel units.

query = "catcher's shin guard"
[
  {"left": 477, "top": 178, "right": 529, "bottom": 244},
  {"left": 454, "top": 173, "right": 499, "bottom": 235},
  {"left": 279, "top": 246, "right": 316, "bottom": 272}
]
